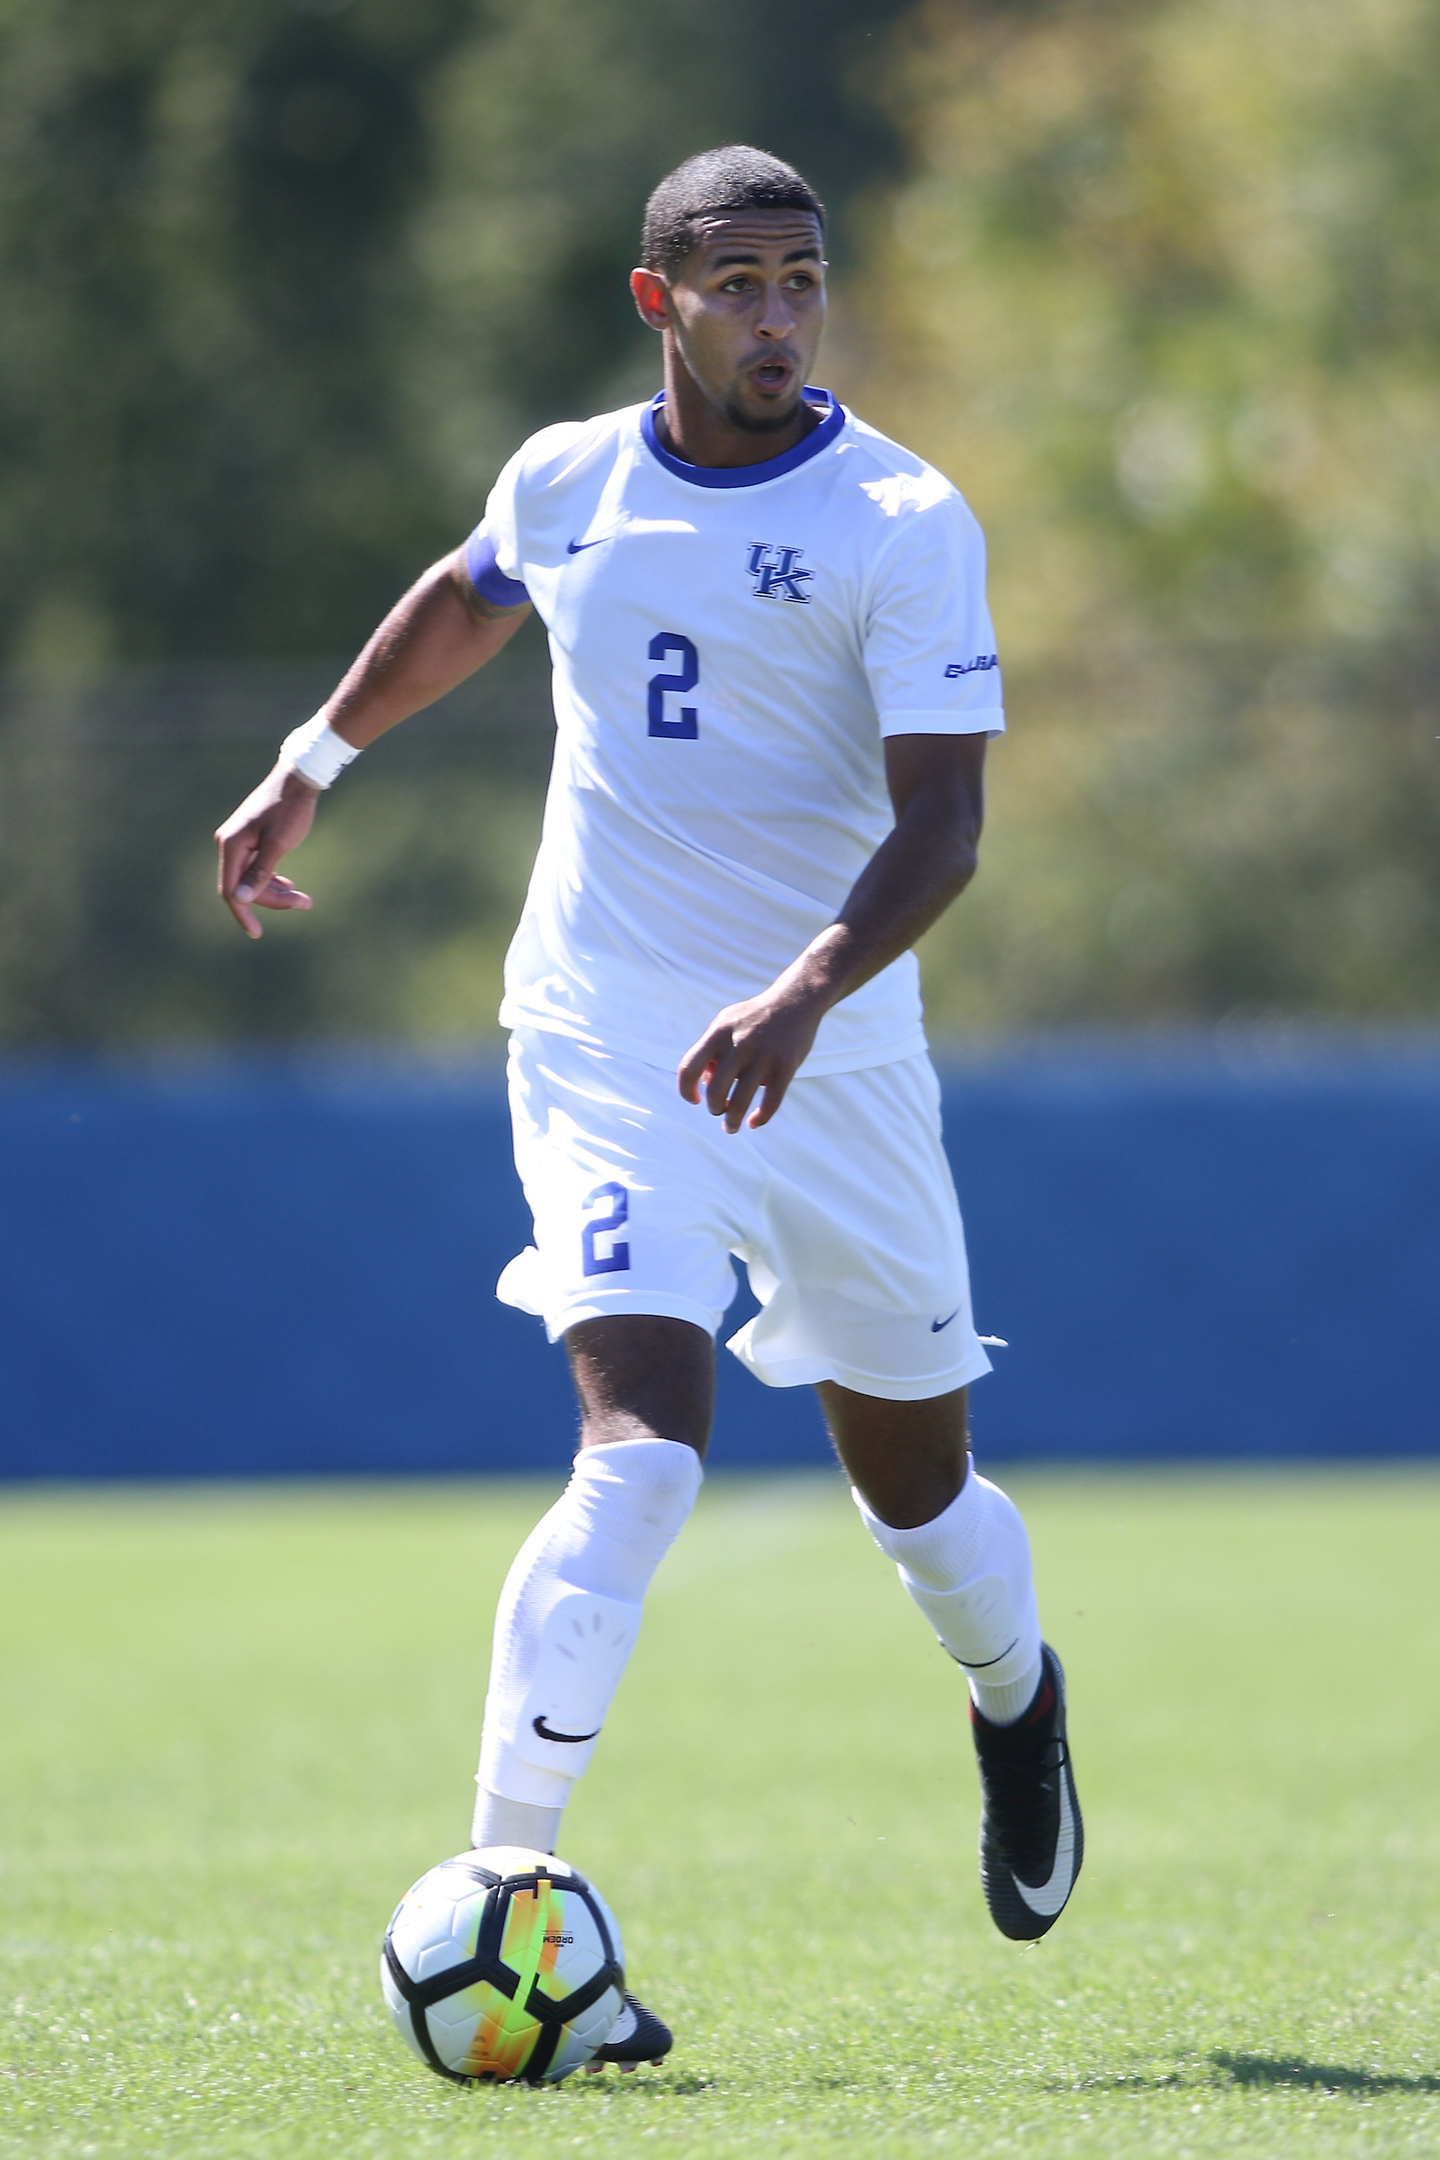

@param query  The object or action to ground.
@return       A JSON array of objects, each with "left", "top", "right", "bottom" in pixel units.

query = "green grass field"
[{"left": 2, "top": 1470, "right": 1438, "bottom": 2159}]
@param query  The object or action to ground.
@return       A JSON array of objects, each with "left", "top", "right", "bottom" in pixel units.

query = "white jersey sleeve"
[
  {"left": 861, "top": 479, "right": 1004, "bottom": 738},
  {"left": 463, "top": 423, "right": 592, "bottom": 607}
]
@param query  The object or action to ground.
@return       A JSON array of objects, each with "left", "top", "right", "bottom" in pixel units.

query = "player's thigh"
[
  {"left": 501, "top": 1025, "right": 747, "bottom": 1344},
  {"left": 817, "top": 1379, "right": 969, "bottom": 1529},
  {"left": 566, "top": 1313, "right": 714, "bottom": 1456}
]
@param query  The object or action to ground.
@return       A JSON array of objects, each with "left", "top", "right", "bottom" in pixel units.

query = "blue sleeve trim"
[{"left": 464, "top": 526, "right": 530, "bottom": 607}]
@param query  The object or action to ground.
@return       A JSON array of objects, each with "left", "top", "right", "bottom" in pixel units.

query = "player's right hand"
[{"left": 215, "top": 764, "right": 320, "bottom": 940}]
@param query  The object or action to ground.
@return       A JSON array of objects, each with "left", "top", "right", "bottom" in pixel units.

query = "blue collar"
[{"left": 640, "top": 388, "right": 845, "bottom": 488}]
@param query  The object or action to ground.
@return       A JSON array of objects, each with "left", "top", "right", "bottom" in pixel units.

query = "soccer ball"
[{"left": 381, "top": 1846, "right": 626, "bottom": 2084}]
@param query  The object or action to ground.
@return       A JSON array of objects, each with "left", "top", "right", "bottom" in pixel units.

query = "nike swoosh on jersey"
[
  {"left": 1013, "top": 1768, "right": 1077, "bottom": 1918},
  {"left": 931, "top": 1308, "right": 961, "bottom": 1332},
  {"left": 532, "top": 1715, "right": 602, "bottom": 1743},
  {"left": 568, "top": 517, "right": 696, "bottom": 554}
]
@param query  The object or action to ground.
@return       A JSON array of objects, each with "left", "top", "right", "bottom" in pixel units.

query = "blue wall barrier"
[{"left": 2, "top": 1040, "right": 1437, "bottom": 1477}]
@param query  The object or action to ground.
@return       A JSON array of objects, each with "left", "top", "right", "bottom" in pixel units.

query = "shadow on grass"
[
  {"left": 1211, "top": 2053, "right": 1440, "bottom": 2097},
  {"left": 570, "top": 2073, "right": 717, "bottom": 2097},
  {"left": 1054, "top": 2056, "right": 1440, "bottom": 2102}
]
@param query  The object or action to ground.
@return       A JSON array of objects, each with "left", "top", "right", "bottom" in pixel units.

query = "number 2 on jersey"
[{"left": 647, "top": 632, "right": 698, "bottom": 739}]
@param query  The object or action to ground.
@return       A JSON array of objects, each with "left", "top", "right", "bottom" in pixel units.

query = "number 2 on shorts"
[
  {"left": 581, "top": 1181, "right": 631, "bottom": 1276},
  {"left": 647, "top": 632, "right": 698, "bottom": 738}
]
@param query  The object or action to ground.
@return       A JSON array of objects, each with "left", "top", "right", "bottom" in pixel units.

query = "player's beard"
[
  {"left": 722, "top": 357, "right": 808, "bottom": 434},
  {"left": 722, "top": 387, "right": 806, "bottom": 434}
]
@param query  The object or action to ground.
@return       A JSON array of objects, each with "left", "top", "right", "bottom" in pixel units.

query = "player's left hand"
[{"left": 678, "top": 981, "right": 828, "bottom": 1133}]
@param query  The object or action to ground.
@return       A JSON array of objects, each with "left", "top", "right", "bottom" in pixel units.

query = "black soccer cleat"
[
  {"left": 584, "top": 1992, "right": 672, "bottom": 2073},
  {"left": 971, "top": 1642, "right": 1083, "bottom": 1941}
]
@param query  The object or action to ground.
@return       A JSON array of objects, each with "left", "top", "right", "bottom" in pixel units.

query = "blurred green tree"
[
  {"left": 0, "top": 0, "right": 474, "bottom": 668},
  {"left": 855, "top": 0, "right": 1440, "bottom": 1027}
]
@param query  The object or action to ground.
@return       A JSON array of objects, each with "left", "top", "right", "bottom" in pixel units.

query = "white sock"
[
  {"left": 471, "top": 1790, "right": 565, "bottom": 1855},
  {"left": 473, "top": 1438, "right": 702, "bottom": 1847},
  {"left": 853, "top": 1458, "right": 1043, "bottom": 1725}
]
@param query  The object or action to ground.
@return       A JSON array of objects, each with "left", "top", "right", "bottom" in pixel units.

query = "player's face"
[{"left": 639, "top": 211, "right": 827, "bottom": 435}]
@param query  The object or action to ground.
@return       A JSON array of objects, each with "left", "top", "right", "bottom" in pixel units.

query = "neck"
[{"left": 657, "top": 344, "right": 820, "bottom": 469}]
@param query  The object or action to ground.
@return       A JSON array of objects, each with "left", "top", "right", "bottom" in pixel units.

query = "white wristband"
[{"left": 279, "top": 714, "right": 361, "bottom": 791}]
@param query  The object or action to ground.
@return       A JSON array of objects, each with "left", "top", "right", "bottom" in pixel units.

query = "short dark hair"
[{"left": 641, "top": 146, "right": 826, "bottom": 281}]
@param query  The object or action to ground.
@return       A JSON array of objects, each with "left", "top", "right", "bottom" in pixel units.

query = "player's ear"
[{"left": 630, "top": 267, "right": 671, "bottom": 332}]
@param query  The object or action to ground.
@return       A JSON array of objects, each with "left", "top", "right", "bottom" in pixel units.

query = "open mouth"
[{"left": 749, "top": 359, "right": 793, "bottom": 395}]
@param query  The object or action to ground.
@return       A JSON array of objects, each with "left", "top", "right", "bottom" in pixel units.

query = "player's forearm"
[
  {"left": 678, "top": 795, "right": 979, "bottom": 1131},
  {"left": 320, "top": 552, "right": 530, "bottom": 751},
  {"left": 786, "top": 797, "right": 981, "bottom": 1014}
]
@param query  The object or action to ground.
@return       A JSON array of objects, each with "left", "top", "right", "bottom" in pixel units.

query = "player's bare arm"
[
  {"left": 679, "top": 731, "right": 986, "bottom": 1134},
  {"left": 214, "top": 553, "right": 529, "bottom": 939}
]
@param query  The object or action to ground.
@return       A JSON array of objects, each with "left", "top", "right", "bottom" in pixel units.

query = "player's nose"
[{"left": 754, "top": 282, "right": 796, "bottom": 334}]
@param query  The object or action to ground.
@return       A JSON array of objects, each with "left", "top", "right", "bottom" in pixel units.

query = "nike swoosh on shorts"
[
  {"left": 567, "top": 534, "right": 615, "bottom": 553},
  {"left": 931, "top": 1309, "right": 961, "bottom": 1332}
]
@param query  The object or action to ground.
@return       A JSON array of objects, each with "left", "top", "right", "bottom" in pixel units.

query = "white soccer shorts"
[{"left": 496, "top": 1028, "right": 992, "bottom": 1404}]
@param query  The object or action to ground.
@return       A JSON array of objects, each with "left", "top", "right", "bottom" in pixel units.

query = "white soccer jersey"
[{"left": 465, "top": 389, "right": 1004, "bottom": 1073}]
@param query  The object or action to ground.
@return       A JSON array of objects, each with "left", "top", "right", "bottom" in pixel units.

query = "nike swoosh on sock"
[{"left": 532, "top": 1715, "right": 601, "bottom": 1743}]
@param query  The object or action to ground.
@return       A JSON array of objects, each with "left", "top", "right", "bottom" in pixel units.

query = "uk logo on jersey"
[{"left": 746, "top": 542, "right": 814, "bottom": 604}]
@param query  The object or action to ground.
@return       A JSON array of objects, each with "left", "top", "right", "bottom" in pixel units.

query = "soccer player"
[{"left": 216, "top": 146, "right": 1082, "bottom": 2067}]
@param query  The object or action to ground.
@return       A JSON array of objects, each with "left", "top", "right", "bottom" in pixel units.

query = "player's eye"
[{"left": 719, "top": 275, "right": 753, "bottom": 293}]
